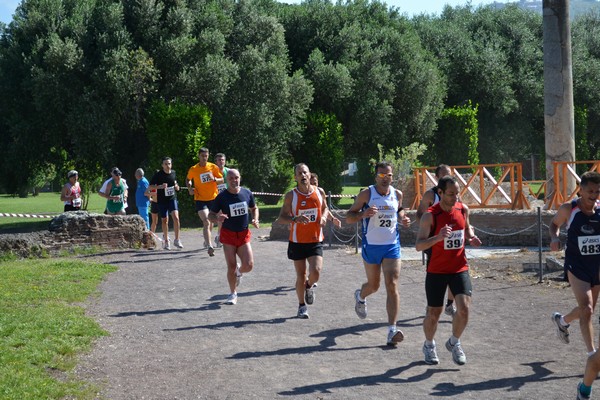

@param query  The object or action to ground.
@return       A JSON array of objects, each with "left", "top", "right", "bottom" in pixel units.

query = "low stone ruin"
[{"left": 0, "top": 211, "right": 148, "bottom": 257}]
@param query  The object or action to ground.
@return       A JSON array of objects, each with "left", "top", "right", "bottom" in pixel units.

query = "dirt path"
[{"left": 75, "top": 229, "right": 583, "bottom": 399}]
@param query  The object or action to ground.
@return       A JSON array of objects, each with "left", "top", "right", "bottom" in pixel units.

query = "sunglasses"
[{"left": 376, "top": 173, "right": 393, "bottom": 178}]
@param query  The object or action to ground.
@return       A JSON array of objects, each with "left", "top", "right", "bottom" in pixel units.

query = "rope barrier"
[{"left": 0, "top": 212, "right": 55, "bottom": 219}]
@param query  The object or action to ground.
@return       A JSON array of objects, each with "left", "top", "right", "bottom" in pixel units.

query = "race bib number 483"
[
  {"left": 444, "top": 229, "right": 465, "bottom": 250},
  {"left": 229, "top": 201, "right": 248, "bottom": 217},
  {"left": 578, "top": 235, "right": 600, "bottom": 255}
]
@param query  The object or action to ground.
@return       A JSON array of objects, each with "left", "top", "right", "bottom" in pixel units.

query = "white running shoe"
[
  {"left": 444, "top": 303, "right": 456, "bottom": 317},
  {"left": 236, "top": 263, "right": 242, "bottom": 287},
  {"left": 297, "top": 305, "right": 309, "bottom": 319},
  {"left": 215, "top": 235, "right": 221, "bottom": 248},
  {"left": 354, "top": 289, "right": 367, "bottom": 319},
  {"left": 174, "top": 239, "right": 183, "bottom": 249},
  {"left": 423, "top": 342, "right": 440, "bottom": 365},
  {"left": 552, "top": 312, "right": 570, "bottom": 344},
  {"left": 225, "top": 293, "right": 237, "bottom": 305},
  {"left": 305, "top": 282, "right": 317, "bottom": 305},
  {"left": 387, "top": 328, "right": 404, "bottom": 346},
  {"left": 163, "top": 238, "right": 171, "bottom": 250},
  {"left": 445, "top": 338, "right": 466, "bottom": 365},
  {"left": 207, "top": 246, "right": 215, "bottom": 257}
]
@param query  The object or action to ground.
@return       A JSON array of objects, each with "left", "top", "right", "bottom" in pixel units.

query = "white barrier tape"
[
  {"left": 252, "top": 191, "right": 355, "bottom": 198},
  {"left": 0, "top": 212, "right": 55, "bottom": 218}
]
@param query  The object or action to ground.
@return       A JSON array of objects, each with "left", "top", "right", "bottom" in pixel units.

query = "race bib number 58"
[{"left": 299, "top": 208, "right": 318, "bottom": 222}]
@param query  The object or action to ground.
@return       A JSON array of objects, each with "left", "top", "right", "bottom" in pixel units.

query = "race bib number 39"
[
  {"left": 299, "top": 208, "right": 318, "bottom": 222},
  {"left": 578, "top": 235, "right": 600, "bottom": 255},
  {"left": 229, "top": 201, "right": 248, "bottom": 217},
  {"left": 444, "top": 229, "right": 465, "bottom": 250},
  {"left": 200, "top": 172, "right": 213, "bottom": 183}
]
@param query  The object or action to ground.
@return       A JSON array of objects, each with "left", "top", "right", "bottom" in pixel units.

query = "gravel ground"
[{"left": 74, "top": 228, "right": 585, "bottom": 400}]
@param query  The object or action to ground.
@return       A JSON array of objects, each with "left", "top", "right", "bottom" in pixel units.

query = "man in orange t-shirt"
[{"left": 186, "top": 147, "right": 223, "bottom": 256}]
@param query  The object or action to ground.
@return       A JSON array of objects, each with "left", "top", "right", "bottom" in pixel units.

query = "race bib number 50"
[
  {"left": 578, "top": 235, "right": 600, "bottom": 255},
  {"left": 444, "top": 229, "right": 465, "bottom": 250}
]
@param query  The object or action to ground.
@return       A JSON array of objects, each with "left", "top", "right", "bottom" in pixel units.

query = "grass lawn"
[
  {"left": 1, "top": 186, "right": 363, "bottom": 232},
  {"left": 0, "top": 257, "right": 117, "bottom": 399}
]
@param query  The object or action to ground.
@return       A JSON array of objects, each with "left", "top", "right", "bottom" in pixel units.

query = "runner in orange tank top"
[{"left": 277, "top": 163, "right": 331, "bottom": 319}]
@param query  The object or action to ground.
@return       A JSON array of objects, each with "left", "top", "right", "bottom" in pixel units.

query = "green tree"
[
  {"left": 146, "top": 99, "right": 212, "bottom": 223},
  {"left": 292, "top": 111, "right": 344, "bottom": 198},
  {"left": 432, "top": 101, "right": 480, "bottom": 166}
]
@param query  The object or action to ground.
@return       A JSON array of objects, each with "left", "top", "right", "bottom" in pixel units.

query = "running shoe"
[
  {"left": 354, "top": 289, "right": 367, "bottom": 319},
  {"left": 225, "top": 293, "right": 237, "bottom": 305},
  {"left": 305, "top": 282, "right": 317, "bottom": 305},
  {"left": 174, "top": 239, "right": 183, "bottom": 249},
  {"left": 577, "top": 382, "right": 591, "bottom": 400},
  {"left": 422, "top": 342, "right": 440, "bottom": 365},
  {"left": 297, "top": 305, "right": 309, "bottom": 319},
  {"left": 236, "top": 263, "right": 242, "bottom": 287},
  {"left": 387, "top": 328, "right": 405, "bottom": 346},
  {"left": 163, "top": 238, "right": 171, "bottom": 250},
  {"left": 553, "top": 312, "right": 570, "bottom": 344},
  {"left": 445, "top": 338, "right": 467, "bottom": 365},
  {"left": 444, "top": 303, "right": 456, "bottom": 317},
  {"left": 215, "top": 235, "right": 221, "bottom": 248},
  {"left": 207, "top": 246, "right": 215, "bottom": 257}
]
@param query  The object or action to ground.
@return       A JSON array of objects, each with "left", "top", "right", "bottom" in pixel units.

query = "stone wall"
[
  {"left": 0, "top": 211, "right": 147, "bottom": 257},
  {"left": 270, "top": 209, "right": 556, "bottom": 247}
]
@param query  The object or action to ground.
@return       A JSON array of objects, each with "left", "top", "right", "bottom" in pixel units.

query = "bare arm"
[
  {"left": 276, "top": 191, "right": 295, "bottom": 224},
  {"left": 549, "top": 203, "right": 570, "bottom": 251},
  {"left": 416, "top": 190, "right": 434, "bottom": 221},
  {"left": 415, "top": 212, "right": 448, "bottom": 252},
  {"left": 346, "top": 189, "right": 375, "bottom": 224},
  {"left": 463, "top": 205, "right": 481, "bottom": 247},
  {"left": 250, "top": 206, "right": 259, "bottom": 228},
  {"left": 60, "top": 184, "right": 70, "bottom": 202}
]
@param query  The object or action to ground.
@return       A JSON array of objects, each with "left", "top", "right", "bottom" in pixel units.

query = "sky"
[{"left": 0, "top": 0, "right": 508, "bottom": 25}]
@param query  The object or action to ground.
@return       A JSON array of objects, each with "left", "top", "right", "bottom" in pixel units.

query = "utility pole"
[{"left": 543, "top": 0, "right": 576, "bottom": 200}]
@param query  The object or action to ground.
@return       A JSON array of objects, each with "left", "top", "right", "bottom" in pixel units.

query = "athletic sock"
[
  {"left": 450, "top": 335, "right": 460, "bottom": 346},
  {"left": 388, "top": 325, "right": 397, "bottom": 333},
  {"left": 560, "top": 315, "right": 569, "bottom": 326},
  {"left": 299, "top": 303, "right": 306, "bottom": 307},
  {"left": 588, "top": 349, "right": 597, "bottom": 357},
  {"left": 425, "top": 340, "right": 435, "bottom": 347},
  {"left": 580, "top": 382, "right": 592, "bottom": 397}
]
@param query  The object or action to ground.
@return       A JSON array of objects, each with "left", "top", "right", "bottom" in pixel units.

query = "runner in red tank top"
[{"left": 416, "top": 175, "right": 481, "bottom": 366}]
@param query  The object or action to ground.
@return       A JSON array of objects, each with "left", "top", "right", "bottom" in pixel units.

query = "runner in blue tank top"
[{"left": 346, "top": 161, "right": 410, "bottom": 347}]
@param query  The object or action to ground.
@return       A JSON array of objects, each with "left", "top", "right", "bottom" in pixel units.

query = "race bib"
[
  {"left": 217, "top": 183, "right": 227, "bottom": 192},
  {"left": 375, "top": 210, "right": 397, "bottom": 228},
  {"left": 72, "top": 197, "right": 82, "bottom": 207},
  {"left": 444, "top": 229, "right": 465, "bottom": 250},
  {"left": 165, "top": 186, "right": 175, "bottom": 196},
  {"left": 229, "top": 201, "right": 248, "bottom": 217},
  {"left": 299, "top": 208, "right": 318, "bottom": 223},
  {"left": 578, "top": 235, "right": 600, "bottom": 255},
  {"left": 200, "top": 172, "right": 213, "bottom": 184}
]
